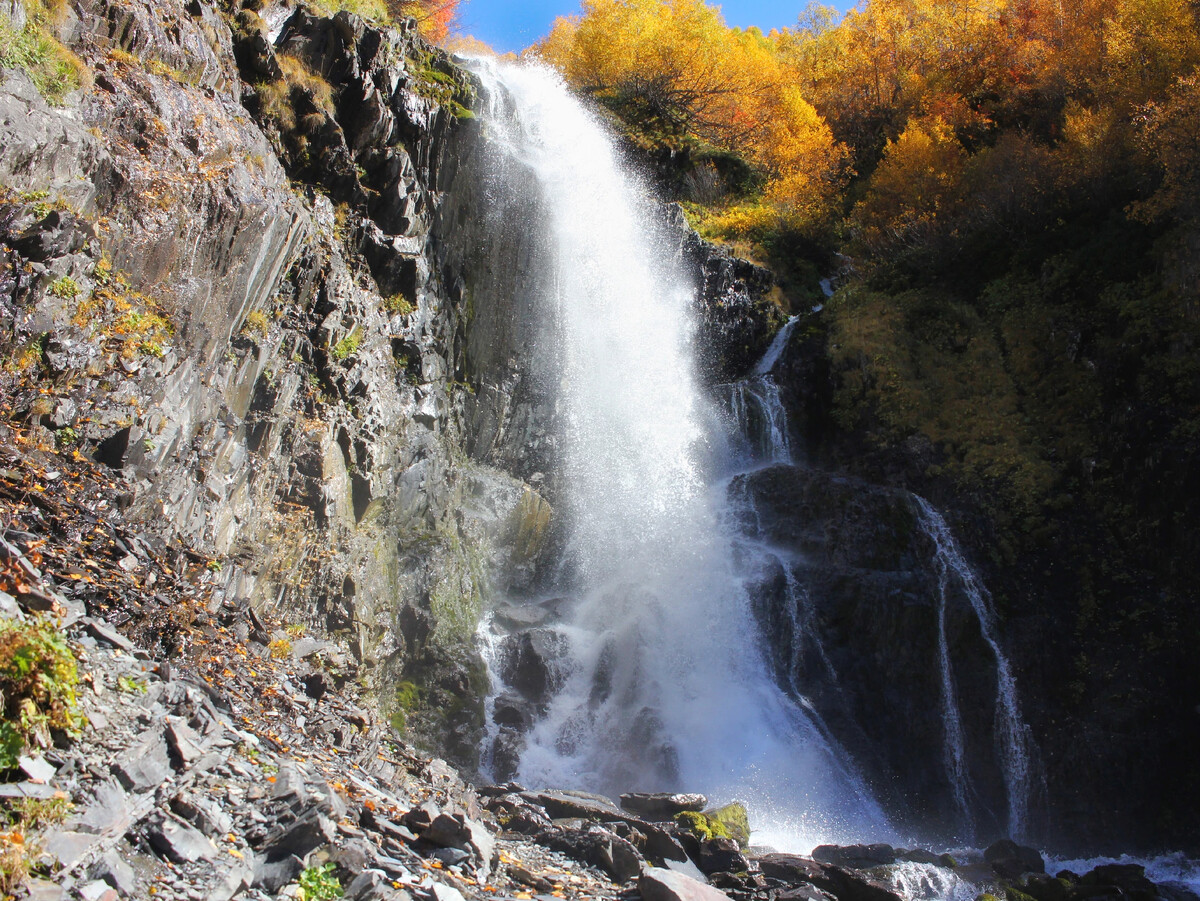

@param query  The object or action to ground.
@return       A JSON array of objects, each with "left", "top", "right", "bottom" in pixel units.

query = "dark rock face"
[
  {"left": 729, "top": 463, "right": 1013, "bottom": 839},
  {"left": 669, "top": 206, "right": 785, "bottom": 384},
  {"left": 984, "top": 839, "right": 1045, "bottom": 879},
  {"left": 0, "top": 0, "right": 564, "bottom": 771}
]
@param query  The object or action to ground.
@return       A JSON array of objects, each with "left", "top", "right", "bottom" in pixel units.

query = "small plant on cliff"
[
  {"left": 382, "top": 294, "right": 415, "bottom": 316},
  {"left": 330, "top": 328, "right": 361, "bottom": 362},
  {"left": 297, "top": 862, "right": 343, "bottom": 900},
  {"left": 388, "top": 680, "right": 423, "bottom": 733},
  {"left": 47, "top": 276, "right": 79, "bottom": 300},
  {"left": 242, "top": 310, "right": 270, "bottom": 338},
  {"left": 0, "top": 3, "right": 89, "bottom": 105},
  {"left": 255, "top": 55, "right": 336, "bottom": 133},
  {"left": 0, "top": 617, "right": 83, "bottom": 770}
]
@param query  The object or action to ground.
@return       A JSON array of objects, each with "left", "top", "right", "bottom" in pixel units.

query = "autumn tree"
[
  {"left": 536, "top": 0, "right": 848, "bottom": 238},
  {"left": 388, "top": 0, "right": 458, "bottom": 44}
]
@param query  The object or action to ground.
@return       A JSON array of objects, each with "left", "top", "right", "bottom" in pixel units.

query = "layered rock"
[
  {"left": 0, "top": 0, "right": 559, "bottom": 770},
  {"left": 729, "top": 463, "right": 1015, "bottom": 840}
]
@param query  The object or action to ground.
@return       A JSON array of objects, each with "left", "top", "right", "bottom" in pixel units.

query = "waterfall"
[
  {"left": 914, "top": 497, "right": 1035, "bottom": 839},
  {"left": 717, "top": 316, "right": 798, "bottom": 465},
  {"left": 470, "top": 59, "right": 891, "bottom": 852}
]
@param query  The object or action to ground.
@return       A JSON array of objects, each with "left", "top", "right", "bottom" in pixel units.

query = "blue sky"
[{"left": 457, "top": 1, "right": 812, "bottom": 54}]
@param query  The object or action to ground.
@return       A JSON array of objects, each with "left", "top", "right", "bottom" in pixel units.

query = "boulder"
[
  {"left": 757, "top": 854, "right": 903, "bottom": 901},
  {"left": 499, "top": 629, "right": 571, "bottom": 706},
  {"left": 698, "top": 838, "right": 748, "bottom": 875},
  {"left": 985, "top": 839, "right": 1045, "bottom": 879},
  {"left": 521, "top": 789, "right": 623, "bottom": 821},
  {"left": 675, "top": 803, "right": 750, "bottom": 849},
  {"left": 259, "top": 808, "right": 337, "bottom": 862},
  {"left": 639, "top": 868, "right": 733, "bottom": 901},
  {"left": 1079, "top": 864, "right": 1159, "bottom": 901},
  {"left": 422, "top": 812, "right": 496, "bottom": 879},
  {"left": 621, "top": 792, "right": 708, "bottom": 820},
  {"left": 535, "top": 825, "right": 645, "bottom": 883},
  {"left": 812, "top": 844, "right": 896, "bottom": 869},
  {"left": 145, "top": 813, "right": 218, "bottom": 863}
]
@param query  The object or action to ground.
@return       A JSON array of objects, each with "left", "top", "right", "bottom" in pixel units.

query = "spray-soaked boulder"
[{"left": 497, "top": 629, "right": 571, "bottom": 707}]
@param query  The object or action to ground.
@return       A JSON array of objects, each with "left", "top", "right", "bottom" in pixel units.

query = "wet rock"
[
  {"left": 777, "top": 886, "right": 839, "bottom": 901},
  {"left": 812, "top": 844, "right": 896, "bottom": 869},
  {"left": 698, "top": 838, "right": 748, "bottom": 875},
  {"left": 757, "top": 854, "right": 903, "bottom": 901},
  {"left": 490, "top": 727, "right": 527, "bottom": 782},
  {"left": 1022, "top": 872, "right": 1073, "bottom": 901},
  {"left": 896, "top": 849, "right": 957, "bottom": 868},
  {"left": 499, "top": 629, "right": 571, "bottom": 706},
  {"left": 492, "top": 694, "right": 536, "bottom": 731},
  {"left": 640, "top": 868, "right": 733, "bottom": 901},
  {"left": 1079, "top": 864, "right": 1159, "bottom": 901},
  {"left": 985, "top": 839, "right": 1045, "bottom": 879},
  {"left": 621, "top": 792, "right": 708, "bottom": 820}
]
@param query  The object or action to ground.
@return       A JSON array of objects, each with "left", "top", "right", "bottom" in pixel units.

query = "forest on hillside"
[{"left": 530, "top": 0, "right": 1200, "bottom": 846}]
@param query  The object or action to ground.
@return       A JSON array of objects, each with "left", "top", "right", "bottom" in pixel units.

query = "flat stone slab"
[
  {"left": 620, "top": 792, "right": 707, "bottom": 820},
  {"left": 640, "top": 868, "right": 732, "bottom": 901}
]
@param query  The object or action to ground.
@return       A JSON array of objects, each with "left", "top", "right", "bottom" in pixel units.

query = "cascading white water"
[
  {"left": 471, "top": 58, "right": 891, "bottom": 852},
  {"left": 935, "top": 568, "right": 975, "bottom": 837},
  {"left": 717, "top": 316, "right": 798, "bottom": 465},
  {"left": 915, "top": 497, "right": 1034, "bottom": 839}
]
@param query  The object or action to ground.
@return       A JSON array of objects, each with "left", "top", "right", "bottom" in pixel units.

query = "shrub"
[
  {"left": 382, "top": 294, "right": 415, "bottom": 316},
  {"left": 0, "top": 11, "right": 88, "bottom": 106},
  {"left": 0, "top": 617, "right": 83, "bottom": 769},
  {"left": 47, "top": 276, "right": 79, "bottom": 300},
  {"left": 243, "top": 310, "right": 270, "bottom": 338},
  {"left": 330, "top": 328, "right": 361, "bottom": 362},
  {"left": 297, "top": 862, "right": 343, "bottom": 900}
]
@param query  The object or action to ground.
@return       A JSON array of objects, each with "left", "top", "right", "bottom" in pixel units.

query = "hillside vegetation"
[{"left": 537, "top": 0, "right": 1200, "bottom": 849}]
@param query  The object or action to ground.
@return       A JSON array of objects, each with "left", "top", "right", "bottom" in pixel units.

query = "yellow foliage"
[
  {"left": 852, "top": 116, "right": 966, "bottom": 251},
  {"left": 536, "top": 0, "right": 847, "bottom": 236}
]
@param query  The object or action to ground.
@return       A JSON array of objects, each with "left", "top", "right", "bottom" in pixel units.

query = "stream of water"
[{"left": 470, "top": 58, "right": 890, "bottom": 853}]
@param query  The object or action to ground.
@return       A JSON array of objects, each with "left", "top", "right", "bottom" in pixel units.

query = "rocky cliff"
[{"left": 0, "top": 0, "right": 779, "bottom": 778}]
